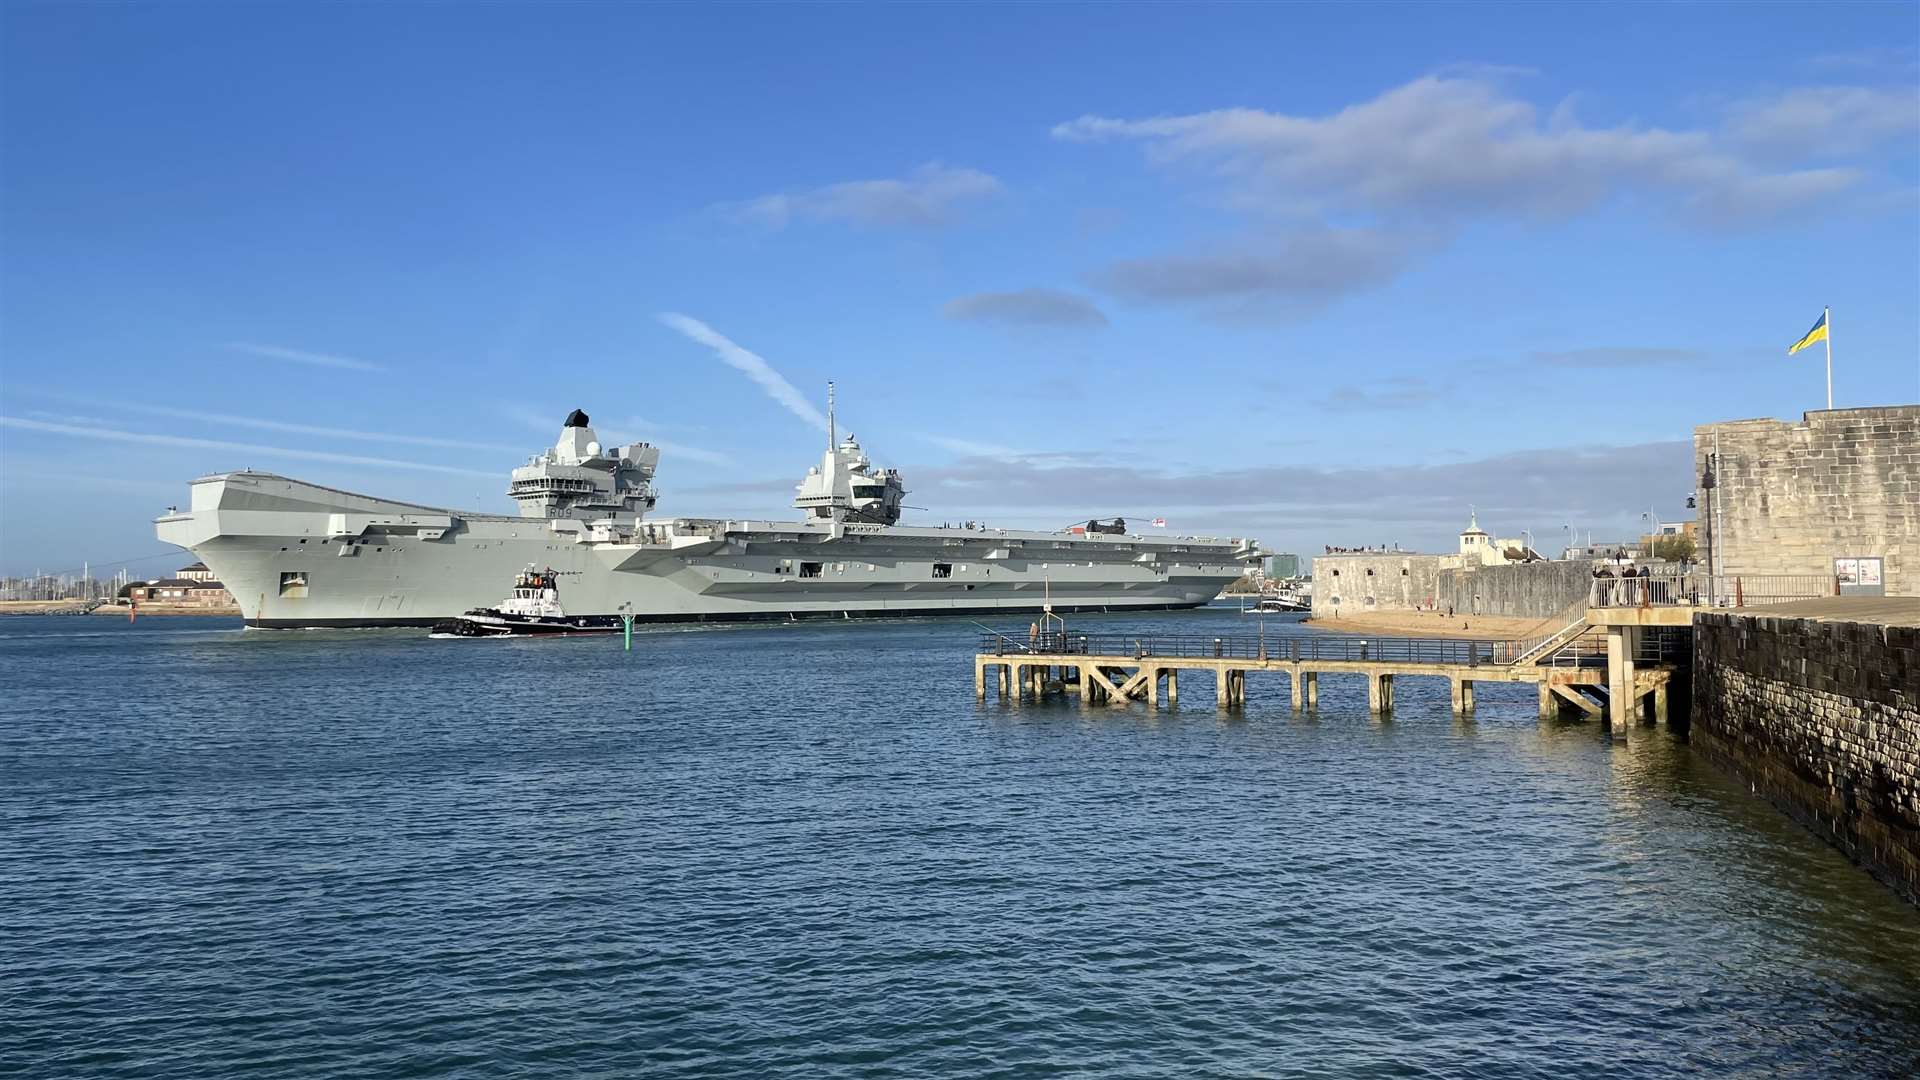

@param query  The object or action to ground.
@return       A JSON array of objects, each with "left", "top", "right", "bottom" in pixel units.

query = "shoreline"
[
  {"left": 0, "top": 602, "right": 241, "bottom": 617},
  {"left": 1303, "top": 610, "right": 1558, "bottom": 641}
]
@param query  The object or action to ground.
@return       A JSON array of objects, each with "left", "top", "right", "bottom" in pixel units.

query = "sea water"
[{"left": 2, "top": 608, "right": 1916, "bottom": 1077}]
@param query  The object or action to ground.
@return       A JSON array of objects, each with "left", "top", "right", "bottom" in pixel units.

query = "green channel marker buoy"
[{"left": 622, "top": 613, "right": 634, "bottom": 651}]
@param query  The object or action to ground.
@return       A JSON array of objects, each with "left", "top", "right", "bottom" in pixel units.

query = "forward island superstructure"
[{"left": 156, "top": 404, "right": 1258, "bottom": 628}]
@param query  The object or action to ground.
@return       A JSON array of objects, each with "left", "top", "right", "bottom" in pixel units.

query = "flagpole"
[{"left": 1823, "top": 305, "right": 1832, "bottom": 410}]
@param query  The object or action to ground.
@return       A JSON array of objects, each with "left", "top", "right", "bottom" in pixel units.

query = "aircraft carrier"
[{"left": 155, "top": 404, "right": 1259, "bottom": 628}]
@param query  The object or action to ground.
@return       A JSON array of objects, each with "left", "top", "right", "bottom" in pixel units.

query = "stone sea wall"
[
  {"left": 1436, "top": 561, "right": 1593, "bottom": 620},
  {"left": 1310, "top": 553, "right": 1443, "bottom": 615},
  {"left": 1692, "top": 611, "right": 1920, "bottom": 906},
  {"left": 1314, "top": 557, "right": 1600, "bottom": 620}
]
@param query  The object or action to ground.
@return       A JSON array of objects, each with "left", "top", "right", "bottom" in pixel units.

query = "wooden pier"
[{"left": 974, "top": 626, "right": 1679, "bottom": 734}]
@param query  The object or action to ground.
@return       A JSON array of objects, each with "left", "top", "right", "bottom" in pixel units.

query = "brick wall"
[
  {"left": 1692, "top": 611, "right": 1920, "bottom": 906},
  {"left": 1695, "top": 406, "right": 1919, "bottom": 595}
]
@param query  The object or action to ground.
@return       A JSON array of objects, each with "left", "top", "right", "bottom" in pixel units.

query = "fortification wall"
[
  {"left": 1436, "top": 561, "right": 1593, "bottom": 620},
  {"left": 1695, "top": 406, "right": 1919, "bottom": 595},
  {"left": 1692, "top": 611, "right": 1920, "bottom": 906},
  {"left": 1310, "top": 554, "right": 1443, "bottom": 616}
]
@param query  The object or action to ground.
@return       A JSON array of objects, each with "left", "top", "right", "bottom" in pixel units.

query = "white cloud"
[
  {"left": 942, "top": 288, "right": 1109, "bottom": 327},
  {"left": 1053, "top": 75, "right": 1872, "bottom": 225},
  {"left": 1321, "top": 376, "right": 1442, "bottom": 411},
  {"left": 0, "top": 417, "right": 496, "bottom": 477},
  {"left": 1095, "top": 225, "right": 1425, "bottom": 316},
  {"left": 648, "top": 441, "right": 731, "bottom": 468},
  {"left": 223, "top": 342, "right": 384, "bottom": 372},
  {"left": 918, "top": 435, "right": 1102, "bottom": 471},
  {"left": 656, "top": 313, "right": 829, "bottom": 432},
  {"left": 1725, "top": 85, "right": 1920, "bottom": 159},
  {"left": 25, "top": 394, "right": 522, "bottom": 453},
  {"left": 922, "top": 435, "right": 1029, "bottom": 460},
  {"left": 727, "top": 163, "right": 1003, "bottom": 228},
  {"left": 910, "top": 436, "right": 1695, "bottom": 548},
  {"left": 608, "top": 419, "right": 731, "bottom": 468}
]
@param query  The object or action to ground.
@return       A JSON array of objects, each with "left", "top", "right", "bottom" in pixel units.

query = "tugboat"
[{"left": 430, "top": 565, "right": 622, "bottom": 638}]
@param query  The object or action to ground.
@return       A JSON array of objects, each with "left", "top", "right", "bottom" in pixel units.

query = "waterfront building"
[{"left": 127, "top": 564, "right": 235, "bottom": 607}]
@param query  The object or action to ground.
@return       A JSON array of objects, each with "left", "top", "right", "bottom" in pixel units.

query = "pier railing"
[{"left": 982, "top": 631, "right": 1513, "bottom": 666}]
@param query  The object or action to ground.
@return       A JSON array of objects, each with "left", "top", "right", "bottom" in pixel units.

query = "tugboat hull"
[{"left": 430, "top": 610, "right": 624, "bottom": 638}]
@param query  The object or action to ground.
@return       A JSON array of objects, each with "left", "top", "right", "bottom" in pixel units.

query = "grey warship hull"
[{"left": 157, "top": 473, "right": 1254, "bottom": 629}]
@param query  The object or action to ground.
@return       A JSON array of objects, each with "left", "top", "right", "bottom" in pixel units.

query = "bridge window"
[
  {"left": 932, "top": 563, "right": 953, "bottom": 578},
  {"left": 800, "top": 562, "right": 823, "bottom": 579},
  {"left": 853, "top": 485, "right": 887, "bottom": 498}
]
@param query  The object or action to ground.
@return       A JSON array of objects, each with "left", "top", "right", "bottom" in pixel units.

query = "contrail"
[
  {"left": 0, "top": 417, "right": 497, "bottom": 477},
  {"left": 23, "top": 392, "right": 520, "bottom": 453},
  {"left": 224, "top": 342, "right": 384, "bottom": 372},
  {"left": 657, "top": 313, "right": 829, "bottom": 432}
]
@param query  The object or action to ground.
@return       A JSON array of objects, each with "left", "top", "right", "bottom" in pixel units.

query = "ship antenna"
[{"left": 827, "top": 380, "right": 836, "bottom": 449}]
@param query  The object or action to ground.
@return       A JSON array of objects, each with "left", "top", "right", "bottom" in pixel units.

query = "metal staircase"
[
  {"left": 1496, "top": 593, "right": 1605, "bottom": 667},
  {"left": 1502, "top": 614, "right": 1591, "bottom": 665}
]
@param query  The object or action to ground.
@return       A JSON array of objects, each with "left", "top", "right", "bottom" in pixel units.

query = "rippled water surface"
[{"left": 3, "top": 608, "right": 1917, "bottom": 1078}]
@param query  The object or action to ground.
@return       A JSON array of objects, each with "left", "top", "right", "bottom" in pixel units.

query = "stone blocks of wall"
[
  {"left": 1437, "top": 561, "right": 1594, "bottom": 620},
  {"left": 1695, "top": 405, "right": 1919, "bottom": 595},
  {"left": 1310, "top": 554, "right": 1442, "bottom": 615},
  {"left": 1692, "top": 611, "right": 1920, "bottom": 906}
]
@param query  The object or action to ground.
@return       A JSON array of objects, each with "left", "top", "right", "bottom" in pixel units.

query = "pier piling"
[{"left": 974, "top": 626, "right": 1677, "bottom": 730}]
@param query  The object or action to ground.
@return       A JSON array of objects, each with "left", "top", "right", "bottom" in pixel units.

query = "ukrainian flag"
[{"left": 1788, "top": 309, "right": 1829, "bottom": 355}]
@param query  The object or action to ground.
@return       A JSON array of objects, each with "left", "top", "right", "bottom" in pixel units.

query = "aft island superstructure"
[{"left": 156, "top": 405, "right": 1258, "bottom": 628}]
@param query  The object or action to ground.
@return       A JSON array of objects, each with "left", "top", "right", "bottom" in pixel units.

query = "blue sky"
[{"left": 2, "top": 2, "right": 1917, "bottom": 578}]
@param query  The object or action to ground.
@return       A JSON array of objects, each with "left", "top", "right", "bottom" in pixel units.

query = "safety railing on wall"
[
  {"left": 1587, "top": 573, "right": 1699, "bottom": 608},
  {"left": 1705, "top": 575, "right": 1841, "bottom": 607}
]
